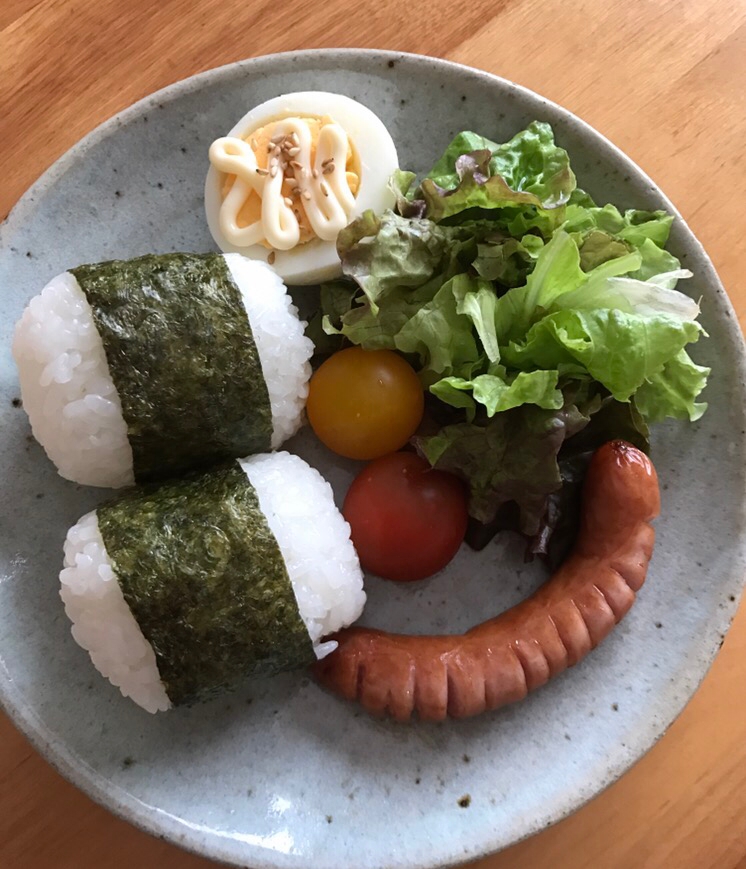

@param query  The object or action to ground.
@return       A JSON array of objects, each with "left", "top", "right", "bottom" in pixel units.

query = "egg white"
[{"left": 204, "top": 91, "right": 399, "bottom": 285}]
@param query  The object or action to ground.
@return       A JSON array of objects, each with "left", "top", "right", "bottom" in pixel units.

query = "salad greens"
[{"left": 316, "top": 120, "right": 709, "bottom": 559}]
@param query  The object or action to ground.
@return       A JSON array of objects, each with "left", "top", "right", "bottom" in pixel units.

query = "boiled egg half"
[{"left": 205, "top": 91, "right": 399, "bottom": 284}]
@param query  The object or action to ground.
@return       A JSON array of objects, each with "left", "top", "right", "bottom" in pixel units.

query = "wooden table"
[{"left": 2, "top": 1, "right": 745, "bottom": 866}]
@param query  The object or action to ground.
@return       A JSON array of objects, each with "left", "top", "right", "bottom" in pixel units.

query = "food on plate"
[
  {"left": 59, "top": 452, "right": 364, "bottom": 713},
  {"left": 14, "top": 107, "right": 710, "bottom": 725},
  {"left": 314, "top": 441, "right": 659, "bottom": 720},
  {"left": 205, "top": 91, "right": 399, "bottom": 284},
  {"left": 343, "top": 452, "right": 468, "bottom": 581},
  {"left": 13, "top": 253, "right": 313, "bottom": 488},
  {"left": 306, "top": 347, "right": 424, "bottom": 460},
  {"left": 317, "top": 120, "right": 709, "bottom": 562}
]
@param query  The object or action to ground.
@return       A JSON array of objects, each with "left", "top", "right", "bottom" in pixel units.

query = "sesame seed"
[
  {"left": 268, "top": 251, "right": 276, "bottom": 264},
  {"left": 302, "top": 190, "right": 312, "bottom": 201},
  {"left": 284, "top": 196, "right": 293, "bottom": 207},
  {"left": 286, "top": 146, "right": 301, "bottom": 157},
  {"left": 320, "top": 180, "right": 329, "bottom": 197},
  {"left": 270, "top": 133, "right": 285, "bottom": 144},
  {"left": 269, "top": 165, "right": 278, "bottom": 178},
  {"left": 321, "top": 157, "right": 335, "bottom": 167},
  {"left": 322, "top": 163, "right": 335, "bottom": 175},
  {"left": 312, "top": 168, "right": 319, "bottom": 179},
  {"left": 250, "top": 138, "right": 259, "bottom": 149},
  {"left": 255, "top": 167, "right": 269, "bottom": 176},
  {"left": 290, "top": 160, "right": 303, "bottom": 170}
]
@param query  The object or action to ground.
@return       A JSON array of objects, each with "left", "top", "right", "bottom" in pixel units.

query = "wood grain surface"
[{"left": 2, "top": 1, "right": 745, "bottom": 867}]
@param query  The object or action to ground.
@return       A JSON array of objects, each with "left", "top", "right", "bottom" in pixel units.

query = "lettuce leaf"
[
  {"left": 473, "top": 235, "right": 544, "bottom": 286},
  {"left": 305, "top": 281, "right": 353, "bottom": 356},
  {"left": 491, "top": 230, "right": 644, "bottom": 343},
  {"left": 576, "top": 230, "right": 632, "bottom": 271},
  {"left": 564, "top": 198, "right": 674, "bottom": 247},
  {"left": 419, "top": 122, "right": 575, "bottom": 228},
  {"left": 634, "top": 349, "right": 710, "bottom": 422},
  {"left": 325, "top": 277, "right": 441, "bottom": 351},
  {"left": 335, "top": 210, "right": 509, "bottom": 314},
  {"left": 431, "top": 368, "right": 563, "bottom": 417},
  {"left": 387, "top": 169, "right": 426, "bottom": 218},
  {"left": 528, "top": 396, "right": 650, "bottom": 565},
  {"left": 451, "top": 275, "right": 501, "bottom": 363},
  {"left": 564, "top": 193, "right": 681, "bottom": 283},
  {"left": 630, "top": 237, "right": 682, "bottom": 284},
  {"left": 555, "top": 271, "right": 700, "bottom": 320},
  {"left": 394, "top": 277, "right": 480, "bottom": 378},
  {"left": 335, "top": 211, "right": 458, "bottom": 313},
  {"left": 421, "top": 170, "right": 549, "bottom": 223},
  {"left": 425, "top": 122, "right": 575, "bottom": 207},
  {"left": 415, "top": 396, "right": 592, "bottom": 532},
  {"left": 426, "top": 132, "right": 502, "bottom": 189},
  {"left": 503, "top": 309, "right": 702, "bottom": 401}
]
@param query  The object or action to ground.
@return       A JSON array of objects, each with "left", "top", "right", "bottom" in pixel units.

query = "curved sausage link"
[{"left": 313, "top": 440, "right": 660, "bottom": 721}]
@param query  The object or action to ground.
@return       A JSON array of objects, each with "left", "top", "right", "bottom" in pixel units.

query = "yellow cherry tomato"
[{"left": 307, "top": 347, "right": 425, "bottom": 460}]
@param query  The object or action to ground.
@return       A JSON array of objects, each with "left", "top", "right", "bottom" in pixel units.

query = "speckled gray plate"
[{"left": 1, "top": 49, "right": 745, "bottom": 869}]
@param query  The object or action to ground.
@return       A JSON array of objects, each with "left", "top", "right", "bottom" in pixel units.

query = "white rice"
[
  {"left": 239, "top": 452, "right": 366, "bottom": 655},
  {"left": 59, "top": 511, "right": 171, "bottom": 713},
  {"left": 12, "top": 273, "right": 135, "bottom": 488},
  {"left": 225, "top": 255, "right": 313, "bottom": 449},
  {"left": 13, "top": 254, "right": 313, "bottom": 488},
  {"left": 59, "top": 452, "right": 365, "bottom": 713}
]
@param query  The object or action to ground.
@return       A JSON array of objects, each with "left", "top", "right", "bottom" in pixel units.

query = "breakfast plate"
[{"left": 1, "top": 49, "right": 745, "bottom": 869}]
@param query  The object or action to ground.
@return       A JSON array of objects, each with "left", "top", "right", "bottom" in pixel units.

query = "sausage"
[{"left": 312, "top": 440, "right": 660, "bottom": 721}]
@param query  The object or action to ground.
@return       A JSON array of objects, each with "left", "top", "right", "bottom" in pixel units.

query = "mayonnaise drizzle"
[{"left": 209, "top": 117, "right": 357, "bottom": 251}]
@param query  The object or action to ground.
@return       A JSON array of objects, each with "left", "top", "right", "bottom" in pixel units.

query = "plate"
[{"left": 1, "top": 49, "right": 745, "bottom": 869}]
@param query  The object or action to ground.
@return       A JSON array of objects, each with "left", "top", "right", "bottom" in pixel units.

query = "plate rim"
[{"left": 2, "top": 46, "right": 745, "bottom": 869}]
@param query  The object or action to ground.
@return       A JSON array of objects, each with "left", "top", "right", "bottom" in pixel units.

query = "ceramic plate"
[{"left": 1, "top": 50, "right": 744, "bottom": 869}]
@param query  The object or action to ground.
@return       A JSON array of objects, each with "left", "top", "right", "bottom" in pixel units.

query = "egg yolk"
[{"left": 220, "top": 115, "right": 360, "bottom": 246}]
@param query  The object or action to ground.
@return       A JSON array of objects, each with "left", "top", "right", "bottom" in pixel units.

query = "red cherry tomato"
[
  {"left": 343, "top": 452, "right": 468, "bottom": 582},
  {"left": 307, "top": 347, "right": 424, "bottom": 461}
]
